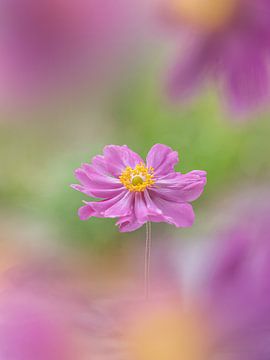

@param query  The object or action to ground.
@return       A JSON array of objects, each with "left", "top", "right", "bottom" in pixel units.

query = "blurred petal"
[{"left": 168, "top": 37, "right": 215, "bottom": 100}]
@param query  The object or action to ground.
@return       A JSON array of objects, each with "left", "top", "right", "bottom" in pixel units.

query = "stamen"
[{"left": 119, "top": 163, "right": 155, "bottom": 192}]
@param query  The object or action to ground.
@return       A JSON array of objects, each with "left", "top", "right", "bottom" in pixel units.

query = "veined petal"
[
  {"left": 71, "top": 184, "right": 124, "bottom": 199},
  {"left": 103, "top": 145, "right": 144, "bottom": 177},
  {"left": 81, "top": 191, "right": 127, "bottom": 219},
  {"left": 116, "top": 213, "right": 143, "bottom": 233},
  {"left": 91, "top": 155, "right": 109, "bottom": 175},
  {"left": 104, "top": 191, "right": 134, "bottom": 218},
  {"left": 143, "top": 190, "right": 164, "bottom": 216},
  {"left": 74, "top": 166, "right": 120, "bottom": 188},
  {"left": 146, "top": 144, "right": 179, "bottom": 176},
  {"left": 78, "top": 205, "right": 95, "bottom": 220},
  {"left": 80, "top": 163, "right": 121, "bottom": 187},
  {"left": 151, "top": 194, "right": 195, "bottom": 228},
  {"left": 72, "top": 163, "right": 123, "bottom": 199},
  {"left": 134, "top": 192, "right": 149, "bottom": 224},
  {"left": 153, "top": 170, "right": 207, "bottom": 202}
]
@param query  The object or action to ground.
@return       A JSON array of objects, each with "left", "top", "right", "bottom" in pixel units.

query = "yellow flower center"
[
  {"left": 170, "top": 0, "right": 238, "bottom": 31},
  {"left": 119, "top": 163, "right": 155, "bottom": 192}
]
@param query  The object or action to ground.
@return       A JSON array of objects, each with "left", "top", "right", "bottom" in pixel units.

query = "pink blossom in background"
[
  {"left": 71, "top": 144, "right": 206, "bottom": 232},
  {"left": 0, "top": 294, "right": 73, "bottom": 360},
  {"left": 164, "top": 0, "right": 270, "bottom": 118},
  {"left": 199, "top": 208, "right": 270, "bottom": 359},
  {"left": 0, "top": 0, "right": 144, "bottom": 107},
  {"left": 83, "top": 207, "right": 270, "bottom": 359},
  {"left": 0, "top": 260, "right": 80, "bottom": 360}
]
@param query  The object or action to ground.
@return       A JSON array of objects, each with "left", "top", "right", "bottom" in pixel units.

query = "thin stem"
[{"left": 144, "top": 221, "right": 152, "bottom": 300}]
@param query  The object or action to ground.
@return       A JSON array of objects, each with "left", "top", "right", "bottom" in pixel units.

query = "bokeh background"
[{"left": 1, "top": 0, "right": 270, "bottom": 359}]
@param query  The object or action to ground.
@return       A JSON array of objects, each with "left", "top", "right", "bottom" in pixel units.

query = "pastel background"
[{"left": 1, "top": 0, "right": 270, "bottom": 358}]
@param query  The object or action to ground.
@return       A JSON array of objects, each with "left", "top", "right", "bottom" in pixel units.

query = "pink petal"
[
  {"left": 103, "top": 145, "right": 144, "bottom": 177},
  {"left": 71, "top": 184, "right": 123, "bottom": 199},
  {"left": 104, "top": 191, "right": 134, "bottom": 217},
  {"left": 168, "top": 36, "right": 215, "bottom": 101},
  {"left": 143, "top": 190, "right": 163, "bottom": 216},
  {"left": 72, "top": 163, "right": 124, "bottom": 199},
  {"left": 80, "top": 192, "right": 127, "bottom": 219},
  {"left": 134, "top": 192, "right": 149, "bottom": 224},
  {"left": 91, "top": 155, "right": 109, "bottom": 175},
  {"left": 153, "top": 170, "right": 207, "bottom": 203},
  {"left": 221, "top": 37, "right": 270, "bottom": 116},
  {"left": 116, "top": 213, "right": 142, "bottom": 233},
  {"left": 146, "top": 144, "right": 179, "bottom": 176},
  {"left": 81, "top": 163, "right": 121, "bottom": 188},
  {"left": 151, "top": 195, "right": 195, "bottom": 228},
  {"left": 78, "top": 205, "right": 95, "bottom": 220},
  {"left": 74, "top": 166, "right": 120, "bottom": 188}
]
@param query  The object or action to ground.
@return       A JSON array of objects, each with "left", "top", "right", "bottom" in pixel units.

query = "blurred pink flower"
[
  {"left": 165, "top": 0, "right": 270, "bottom": 117},
  {"left": 198, "top": 208, "right": 270, "bottom": 359},
  {"left": 0, "top": 0, "right": 143, "bottom": 106},
  {"left": 0, "top": 259, "right": 85, "bottom": 360},
  {"left": 0, "top": 294, "right": 73, "bottom": 360},
  {"left": 77, "top": 206, "right": 270, "bottom": 359},
  {"left": 71, "top": 144, "right": 206, "bottom": 232}
]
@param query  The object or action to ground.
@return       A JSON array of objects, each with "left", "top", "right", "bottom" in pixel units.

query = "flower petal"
[
  {"left": 143, "top": 190, "right": 164, "bottom": 216},
  {"left": 146, "top": 144, "right": 179, "bottom": 176},
  {"left": 71, "top": 184, "right": 123, "bottom": 199},
  {"left": 150, "top": 194, "right": 195, "bottom": 228},
  {"left": 168, "top": 37, "right": 215, "bottom": 101},
  {"left": 78, "top": 205, "right": 95, "bottom": 220},
  {"left": 104, "top": 191, "right": 134, "bottom": 218},
  {"left": 72, "top": 163, "right": 123, "bottom": 198},
  {"left": 116, "top": 213, "right": 143, "bottom": 232},
  {"left": 221, "top": 37, "right": 270, "bottom": 116},
  {"left": 134, "top": 192, "right": 149, "bottom": 224},
  {"left": 103, "top": 145, "right": 144, "bottom": 177},
  {"left": 81, "top": 191, "right": 127, "bottom": 219},
  {"left": 91, "top": 155, "right": 109, "bottom": 175},
  {"left": 153, "top": 170, "right": 207, "bottom": 203}
]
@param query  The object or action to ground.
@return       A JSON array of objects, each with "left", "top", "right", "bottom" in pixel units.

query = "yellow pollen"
[{"left": 119, "top": 163, "right": 155, "bottom": 192}]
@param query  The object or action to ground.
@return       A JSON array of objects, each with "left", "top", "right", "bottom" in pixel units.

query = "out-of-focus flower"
[
  {"left": 0, "top": 293, "right": 73, "bottom": 360},
  {"left": 198, "top": 208, "right": 270, "bottom": 359},
  {"left": 0, "top": 0, "right": 143, "bottom": 106},
  {"left": 71, "top": 144, "right": 206, "bottom": 232},
  {"left": 82, "top": 206, "right": 270, "bottom": 359},
  {"left": 0, "top": 254, "right": 122, "bottom": 359},
  {"left": 126, "top": 300, "right": 209, "bottom": 360},
  {"left": 0, "top": 257, "right": 83, "bottom": 360},
  {"left": 165, "top": 0, "right": 270, "bottom": 117}
]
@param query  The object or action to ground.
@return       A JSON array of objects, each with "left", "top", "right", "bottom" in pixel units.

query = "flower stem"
[{"left": 144, "top": 221, "right": 152, "bottom": 300}]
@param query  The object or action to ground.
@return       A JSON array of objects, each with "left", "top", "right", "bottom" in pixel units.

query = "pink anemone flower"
[
  {"left": 164, "top": 0, "right": 270, "bottom": 117},
  {"left": 71, "top": 144, "right": 207, "bottom": 232}
]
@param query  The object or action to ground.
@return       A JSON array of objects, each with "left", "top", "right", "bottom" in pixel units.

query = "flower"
[
  {"left": 71, "top": 144, "right": 206, "bottom": 232},
  {"left": 165, "top": 0, "right": 270, "bottom": 117},
  {"left": 82, "top": 205, "right": 270, "bottom": 359}
]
